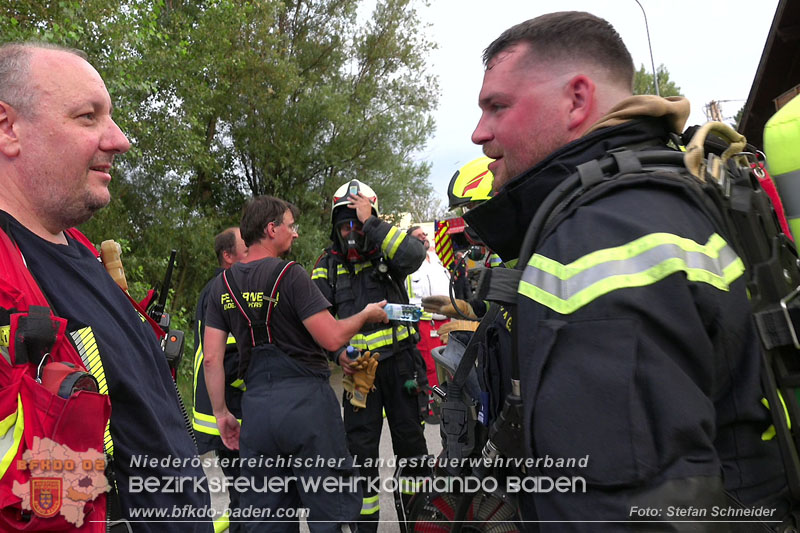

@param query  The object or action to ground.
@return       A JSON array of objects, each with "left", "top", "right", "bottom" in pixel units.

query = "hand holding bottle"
[{"left": 361, "top": 300, "right": 388, "bottom": 323}]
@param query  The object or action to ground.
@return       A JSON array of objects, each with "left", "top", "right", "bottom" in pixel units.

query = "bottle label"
[{"left": 384, "top": 303, "right": 422, "bottom": 322}]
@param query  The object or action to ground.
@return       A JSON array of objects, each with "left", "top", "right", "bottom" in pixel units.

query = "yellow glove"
[
  {"left": 351, "top": 351, "right": 380, "bottom": 409},
  {"left": 437, "top": 319, "right": 479, "bottom": 344},
  {"left": 342, "top": 374, "right": 355, "bottom": 394},
  {"left": 421, "top": 295, "right": 477, "bottom": 320}
]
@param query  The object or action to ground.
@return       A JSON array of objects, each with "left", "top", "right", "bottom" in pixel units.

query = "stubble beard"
[
  {"left": 30, "top": 174, "right": 110, "bottom": 230},
  {"left": 500, "top": 130, "right": 571, "bottom": 189}
]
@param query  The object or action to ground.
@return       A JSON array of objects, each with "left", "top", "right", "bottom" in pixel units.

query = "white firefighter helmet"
[{"left": 331, "top": 179, "right": 379, "bottom": 220}]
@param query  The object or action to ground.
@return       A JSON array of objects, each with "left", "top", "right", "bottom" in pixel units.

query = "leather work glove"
[
  {"left": 342, "top": 374, "right": 355, "bottom": 394},
  {"left": 350, "top": 351, "right": 380, "bottom": 409},
  {"left": 422, "top": 295, "right": 477, "bottom": 320},
  {"left": 437, "top": 319, "right": 479, "bottom": 344}
]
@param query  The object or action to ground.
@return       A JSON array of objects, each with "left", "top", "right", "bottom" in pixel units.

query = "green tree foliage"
[
  {"left": 633, "top": 63, "right": 682, "bottom": 97},
  {"left": 0, "top": 0, "right": 439, "bottom": 404},
  {"left": 413, "top": 196, "right": 448, "bottom": 223}
]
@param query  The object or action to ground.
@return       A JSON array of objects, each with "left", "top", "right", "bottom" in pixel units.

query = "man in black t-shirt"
[
  {"left": 0, "top": 42, "right": 210, "bottom": 532},
  {"left": 203, "top": 195, "right": 388, "bottom": 532}
]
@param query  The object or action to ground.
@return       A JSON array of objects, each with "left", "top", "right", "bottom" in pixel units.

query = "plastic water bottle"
[
  {"left": 346, "top": 346, "right": 361, "bottom": 360},
  {"left": 384, "top": 303, "right": 422, "bottom": 322}
]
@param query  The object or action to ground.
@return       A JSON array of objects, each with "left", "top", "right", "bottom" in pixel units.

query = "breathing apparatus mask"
[
  {"left": 330, "top": 178, "right": 381, "bottom": 263},
  {"left": 337, "top": 218, "right": 369, "bottom": 263}
]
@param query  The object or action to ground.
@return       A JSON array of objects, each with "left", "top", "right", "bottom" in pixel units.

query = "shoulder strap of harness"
[
  {"left": 327, "top": 253, "right": 338, "bottom": 292},
  {"left": 500, "top": 139, "right": 800, "bottom": 518},
  {"left": 223, "top": 260, "right": 296, "bottom": 347},
  {"left": 477, "top": 149, "right": 721, "bottom": 305}
]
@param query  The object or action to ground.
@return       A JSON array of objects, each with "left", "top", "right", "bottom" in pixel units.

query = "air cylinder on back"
[{"left": 764, "top": 93, "right": 800, "bottom": 240}]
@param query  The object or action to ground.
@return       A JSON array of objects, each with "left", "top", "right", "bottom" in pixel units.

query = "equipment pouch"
[
  {"left": 11, "top": 306, "right": 58, "bottom": 367},
  {"left": 0, "top": 364, "right": 110, "bottom": 532}
]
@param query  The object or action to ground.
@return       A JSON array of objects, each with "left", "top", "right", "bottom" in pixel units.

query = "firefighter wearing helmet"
[
  {"left": 312, "top": 179, "right": 430, "bottom": 530},
  {"left": 446, "top": 156, "right": 504, "bottom": 268},
  {"left": 447, "top": 155, "right": 495, "bottom": 210},
  {"left": 408, "top": 159, "right": 520, "bottom": 530},
  {"left": 423, "top": 155, "right": 514, "bottom": 436}
]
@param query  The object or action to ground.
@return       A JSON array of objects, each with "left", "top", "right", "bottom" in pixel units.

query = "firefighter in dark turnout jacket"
[
  {"left": 462, "top": 12, "right": 790, "bottom": 531},
  {"left": 312, "top": 180, "right": 429, "bottom": 530},
  {"left": 193, "top": 227, "right": 247, "bottom": 532}
]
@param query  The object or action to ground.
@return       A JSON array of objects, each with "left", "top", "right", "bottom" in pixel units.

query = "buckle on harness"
[
  {"left": 439, "top": 399, "right": 475, "bottom": 474},
  {"left": 780, "top": 286, "right": 800, "bottom": 350}
]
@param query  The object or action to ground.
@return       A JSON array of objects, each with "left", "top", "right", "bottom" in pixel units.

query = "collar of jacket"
[{"left": 463, "top": 112, "right": 687, "bottom": 261}]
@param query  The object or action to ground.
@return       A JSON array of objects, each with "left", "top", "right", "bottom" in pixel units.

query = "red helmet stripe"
[{"left": 461, "top": 170, "right": 490, "bottom": 195}]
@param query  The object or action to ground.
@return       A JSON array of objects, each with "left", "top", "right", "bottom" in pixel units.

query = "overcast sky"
[{"left": 414, "top": 0, "right": 780, "bottom": 204}]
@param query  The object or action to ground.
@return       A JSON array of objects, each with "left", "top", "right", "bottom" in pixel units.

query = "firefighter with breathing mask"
[{"left": 312, "top": 179, "right": 430, "bottom": 531}]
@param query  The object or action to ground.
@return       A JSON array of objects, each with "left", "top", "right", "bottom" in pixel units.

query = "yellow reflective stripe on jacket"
[
  {"left": 399, "top": 476, "right": 423, "bottom": 495},
  {"left": 761, "top": 393, "right": 792, "bottom": 441},
  {"left": 360, "top": 493, "right": 380, "bottom": 515},
  {"left": 337, "top": 262, "right": 372, "bottom": 276},
  {"left": 518, "top": 233, "right": 744, "bottom": 315},
  {"left": 312, "top": 262, "right": 375, "bottom": 282},
  {"left": 71, "top": 327, "right": 114, "bottom": 457},
  {"left": 0, "top": 395, "right": 24, "bottom": 480},
  {"left": 406, "top": 275, "right": 415, "bottom": 299},
  {"left": 193, "top": 323, "right": 204, "bottom": 406},
  {"left": 0, "top": 325, "right": 9, "bottom": 347},
  {"left": 193, "top": 410, "right": 221, "bottom": 435},
  {"left": 381, "top": 226, "right": 406, "bottom": 259},
  {"left": 194, "top": 326, "right": 241, "bottom": 395},
  {"left": 192, "top": 409, "right": 242, "bottom": 436},
  {"left": 214, "top": 514, "right": 230, "bottom": 533},
  {"left": 349, "top": 325, "right": 414, "bottom": 351}
]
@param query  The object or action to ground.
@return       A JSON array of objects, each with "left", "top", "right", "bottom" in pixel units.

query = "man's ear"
[
  {"left": 0, "top": 101, "right": 20, "bottom": 157},
  {"left": 222, "top": 250, "right": 233, "bottom": 267},
  {"left": 565, "top": 75, "right": 596, "bottom": 132}
]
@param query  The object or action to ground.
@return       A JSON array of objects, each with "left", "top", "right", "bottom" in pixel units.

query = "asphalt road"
[{"left": 204, "top": 363, "right": 443, "bottom": 532}]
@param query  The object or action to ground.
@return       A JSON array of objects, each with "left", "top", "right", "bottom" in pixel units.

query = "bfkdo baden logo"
[
  {"left": 13, "top": 436, "right": 109, "bottom": 527},
  {"left": 31, "top": 478, "right": 62, "bottom": 518}
]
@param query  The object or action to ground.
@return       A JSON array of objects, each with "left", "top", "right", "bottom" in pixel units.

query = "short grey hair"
[{"left": 0, "top": 42, "right": 88, "bottom": 116}]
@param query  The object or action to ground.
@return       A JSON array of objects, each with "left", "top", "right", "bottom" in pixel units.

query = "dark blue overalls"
[
  {"left": 221, "top": 263, "right": 362, "bottom": 533},
  {"left": 239, "top": 344, "right": 362, "bottom": 532}
]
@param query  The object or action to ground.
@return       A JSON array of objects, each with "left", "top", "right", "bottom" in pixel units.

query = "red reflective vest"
[{"left": 0, "top": 226, "right": 114, "bottom": 532}]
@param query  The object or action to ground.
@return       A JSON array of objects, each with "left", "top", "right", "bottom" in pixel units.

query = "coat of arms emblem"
[{"left": 31, "top": 478, "right": 62, "bottom": 518}]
